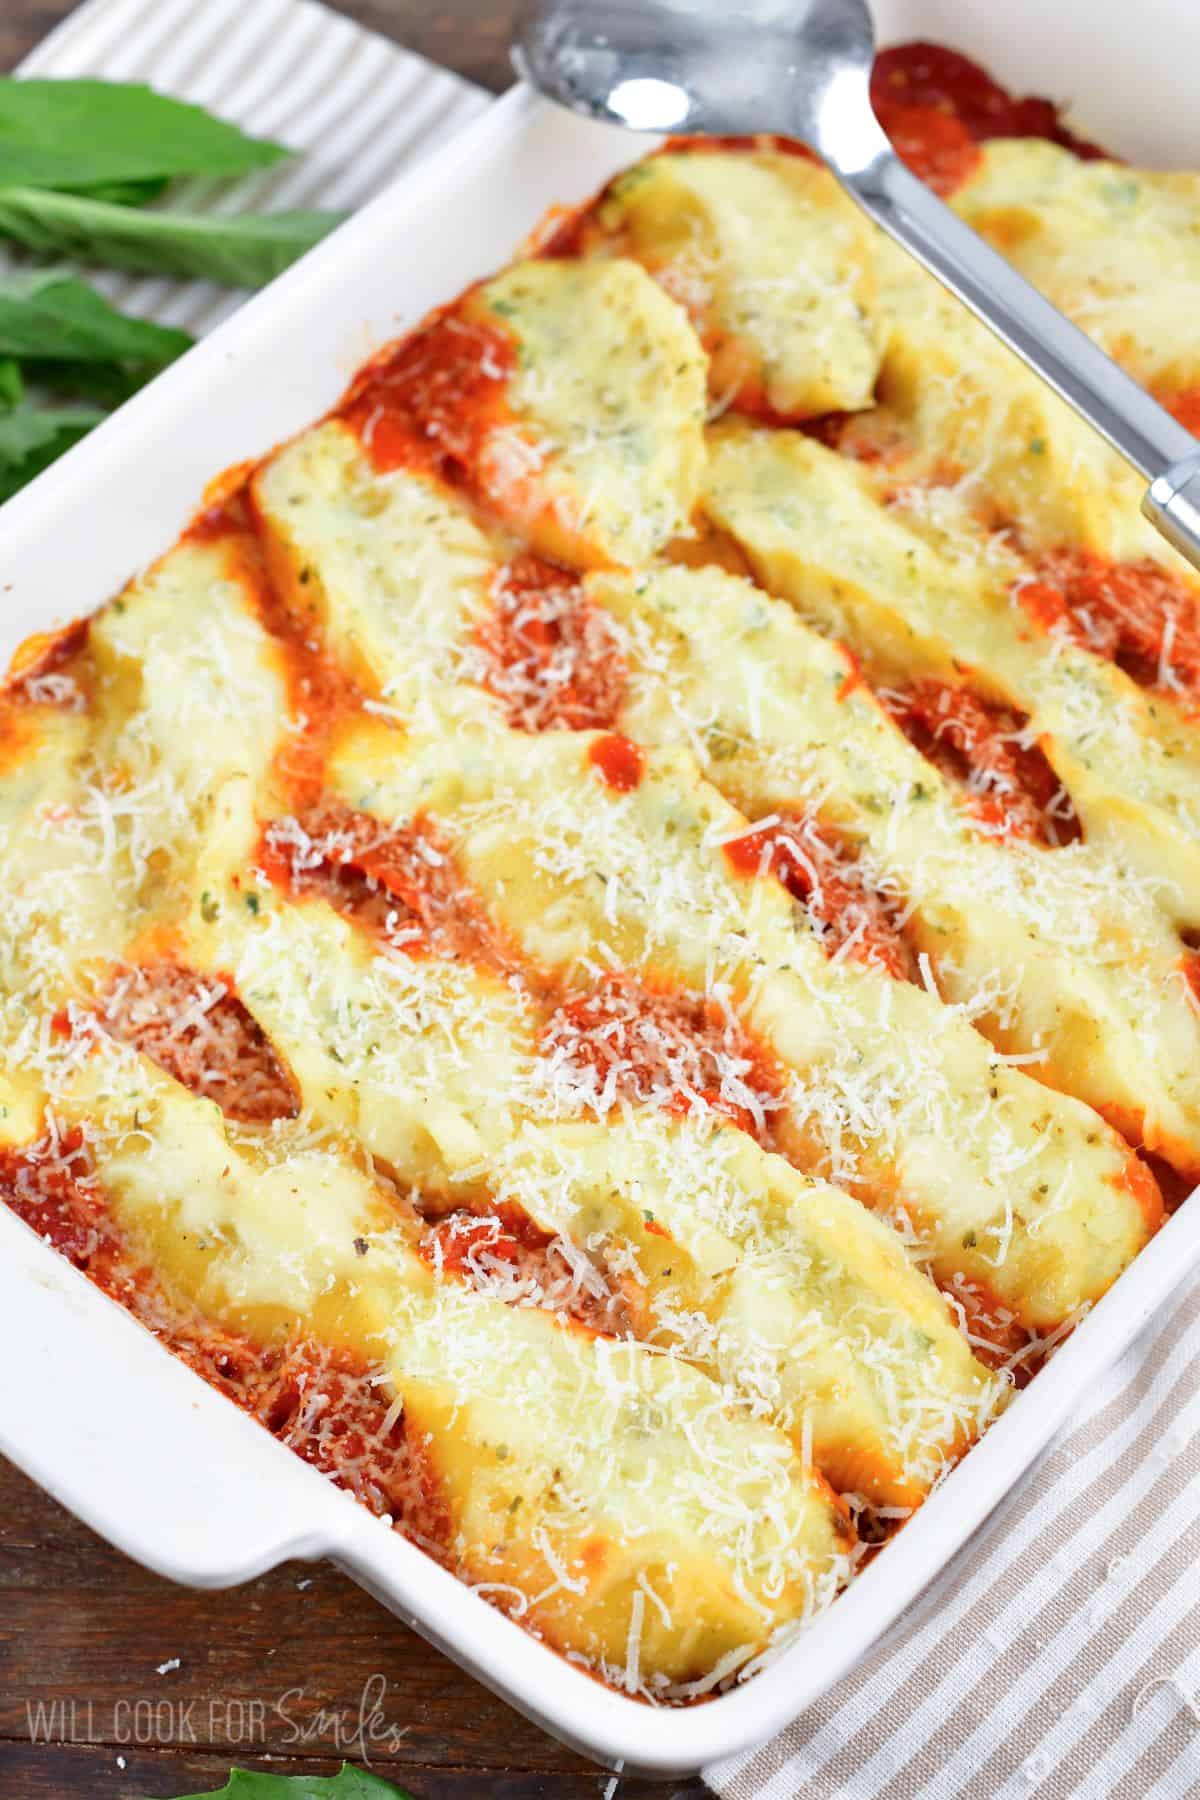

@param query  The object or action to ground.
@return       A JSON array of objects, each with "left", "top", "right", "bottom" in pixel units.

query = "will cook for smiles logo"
[{"left": 25, "top": 1672, "right": 410, "bottom": 1765}]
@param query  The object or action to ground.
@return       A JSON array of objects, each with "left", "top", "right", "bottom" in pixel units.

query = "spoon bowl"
[
  {"left": 515, "top": 0, "right": 878, "bottom": 164},
  {"left": 514, "top": 0, "right": 1200, "bottom": 574}
]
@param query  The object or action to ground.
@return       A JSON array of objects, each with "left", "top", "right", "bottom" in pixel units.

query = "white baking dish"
[{"left": 3, "top": 0, "right": 1200, "bottom": 1777}]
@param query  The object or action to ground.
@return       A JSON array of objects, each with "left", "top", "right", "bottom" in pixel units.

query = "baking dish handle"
[{"left": 0, "top": 1211, "right": 350, "bottom": 1586}]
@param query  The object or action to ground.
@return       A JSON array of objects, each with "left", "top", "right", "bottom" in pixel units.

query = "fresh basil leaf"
[
  {"left": 0, "top": 403, "right": 107, "bottom": 501},
  {"left": 25, "top": 358, "right": 148, "bottom": 407},
  {"left": 0, "top": 403, "right": 106, "bottom": 458},
  {"left": 71, "top": 176, "right": 170, "bottom": 206},
  {"left": 0, "top": 79, "right": 288, "bottom": 190},
  {"left": 155, "top": 1762, "right": 416, "bottom": 1799},
  {"left": 0, "top": 187, "right": 344, "bottom": 288},
  {"left": 0, "top": 358, "right": 22, "bottom": 409},
  {"left": 0, "top": 271, "right": 191, "bottom": 363}
]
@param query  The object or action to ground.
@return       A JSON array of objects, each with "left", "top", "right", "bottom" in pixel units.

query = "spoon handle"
[{"left": 844, "top": 151, "right": 1200, "bottom": 573}]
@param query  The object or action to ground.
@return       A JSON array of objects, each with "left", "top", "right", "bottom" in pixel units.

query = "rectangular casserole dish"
[{"left": 2, "top": 0, "right": 1200, "bottom": 1776}]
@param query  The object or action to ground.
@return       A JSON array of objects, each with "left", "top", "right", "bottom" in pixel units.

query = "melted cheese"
[
  {"left": 211, "top": 877, "right": 535, "bottom": 1186},
  {"left": 470, "top": 258, "right": 709, "bottom": 567},
  {"left": 0, "top": 704, "right": 100, "bottom": 1144},
  {"left": 703, "top": 420, "right": 1200, "bottom": 918},
  {"left": 585, "top": 151, "right": 882, "bottom": 418},
  {"left": 253, "top": 421, "right": 500, "bottom": 731},
  {"left": 953, "top": 141, "right": 1200, "bottom": 398},
  {"left": 491, "top": 1113, "right": 1005, "bottom": 1506},
  {"left": 593, "top": 561, "right": 1200, "bottom": 1173},
  {"left": 868, "top": 232, "right": 1168, "bottom": 563},
  {"left": 88, "top": 540, "right": 289, "bottom": 827},
  {"left": 59, "top": 1054, "right": 852, "bottom": 1687},
  {"left": 0, "top": 545, "right": 288, "bottom": 1135},
  {"left": 332, "top": 721, "right": 1155, "bottom": 1327}
]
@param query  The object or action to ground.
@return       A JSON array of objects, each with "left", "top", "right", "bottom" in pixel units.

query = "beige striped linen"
[
  {"left": 706, "top": 1284, "right": 1200, "bottom": 1800},
  {"left": 16, "top": 8, "right": 1200, "bottom": 1795}
]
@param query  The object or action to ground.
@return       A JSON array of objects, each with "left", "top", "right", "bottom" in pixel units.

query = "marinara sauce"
[
  {"left": 870, "top": 43, "right": 1108, "bottom": 196},
  {"left": 1017, "top": 553, "right": 1200, "bottom": 709},
  {"left": 882, "top": 680, "right": 1080, "bottom": 846},
  {"left": 724, "top": 812, "right": 915, "bottom": 979}
]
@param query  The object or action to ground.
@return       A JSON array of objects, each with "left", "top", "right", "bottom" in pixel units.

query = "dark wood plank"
[
  {"left": 0, "top": 1, "right": 523, "bottom": 92},
  {"left": 338, "top": 2, "right": 520, "bottom": 92},
  {"left": 0, "top": 4, "right": 68, "bottom": 77},
  {"left": 0, "top": 1740, "right": 708, "bottom": 1799},
  {"left": 0, "top": 6, "right": 711, "bottom": 1796},
  {"left": 0, "top": 1454, "right": 709, "bottom": 1796}
]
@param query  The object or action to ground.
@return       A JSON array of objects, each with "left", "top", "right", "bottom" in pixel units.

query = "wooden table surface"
[{"left": 0, "top": 4, "right": 709, "bottom": 1796}]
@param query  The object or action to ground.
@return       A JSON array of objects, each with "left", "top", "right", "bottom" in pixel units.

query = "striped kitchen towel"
[{"left": 706, "top": 1280, "right": 1200, "bottom": 1800}]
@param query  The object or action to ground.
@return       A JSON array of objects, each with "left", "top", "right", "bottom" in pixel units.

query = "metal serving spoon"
[{"left": 513, "top": 0, "right": 1200, "bottom": 575}]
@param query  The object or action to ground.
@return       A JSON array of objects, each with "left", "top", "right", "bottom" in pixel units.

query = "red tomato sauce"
[
  {"left": 341, "top": 306, "right": 517, "bottom": 486},
  {"left": 182, "top": 458, "right": 261, "bottom": 546},
  {"left": 1, "top": 1128, "right": 116, "bottom": 1272},
  {"left": 661, "top": 133, "right": 819, "bottom": 162},
  {"left": 258, "top": 1340, "right": 450, "bottom": 1539},
  {"left": 98, "top": 960, "right": 299, "bottom": 1124},
  {"left": 541, "top": 972, "right": 783, "bottom": 1144},
  {"left": 874, "top": 102, "right": 980, "bottom": 199},
  {"left": 587, "top": 732, "right": 644, "bottom": 792},
  {"left": 419, "top": 1203, "right": 625, "bottom": 1335},
  {"left": 1017, "top": 551, "right": 1200, "bottom": 707},
  {"left": 943, "top": 1269, "right": 1037, "bottom": 1383},
  {"left": 870, "top": 43, "right": 1108, "bottom": 196},
  {"left": 164, "top": 474, "right": 361, "bottom": 816},
  {"left": 3, "top": 616, "right": 91, "bottom": 714},
  {"left": 526, "top": 202, "right": 590, "bottom": 260},
  {"left": 183, "top": 486, "right": 255, "bottom": 546},
  {"left": 226, "top": 510, "right": 363, "bottom": 813},
  {"left": 182, "top": 472, "right": 366, "bottom": 815},
  {"left": 1, "top": 1130, "right": 275, "bottom": 1407},
  {"left": 0, "top": 701, "right": 29, "bottom": 775},
  {"left": 269, "top": 644, "right": 358, "bottom": 811},
  {"left": 1181, "top": 951, "right": 1200, "bottom": 1016},
  {"left": 881, "top": 680, "right": 1080, "bottom": 845},
  {"left": 1, "top": 1130, "right": 449, "bottom": 1541},
  {"left": 1140, "top": 1148, "right": 1194, "bottom": 1216},
  {"left": 257, "top": 799, "right": 518, "bottom": 977},
  {"left": 1162, "top": 388, "right": 1200, "bottom": 440},
  {"left": 477, "top": 554, "right": 627, "bottom": 732},
  {"left": 724, "top": 813, "right": 915, "bottom": 981},
  {"left": 836, "top": 645, "right": 866, "bottom": 702},
  {"left": 1116, "top": 1147, "right": 1167, "bottom": 1233}
]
